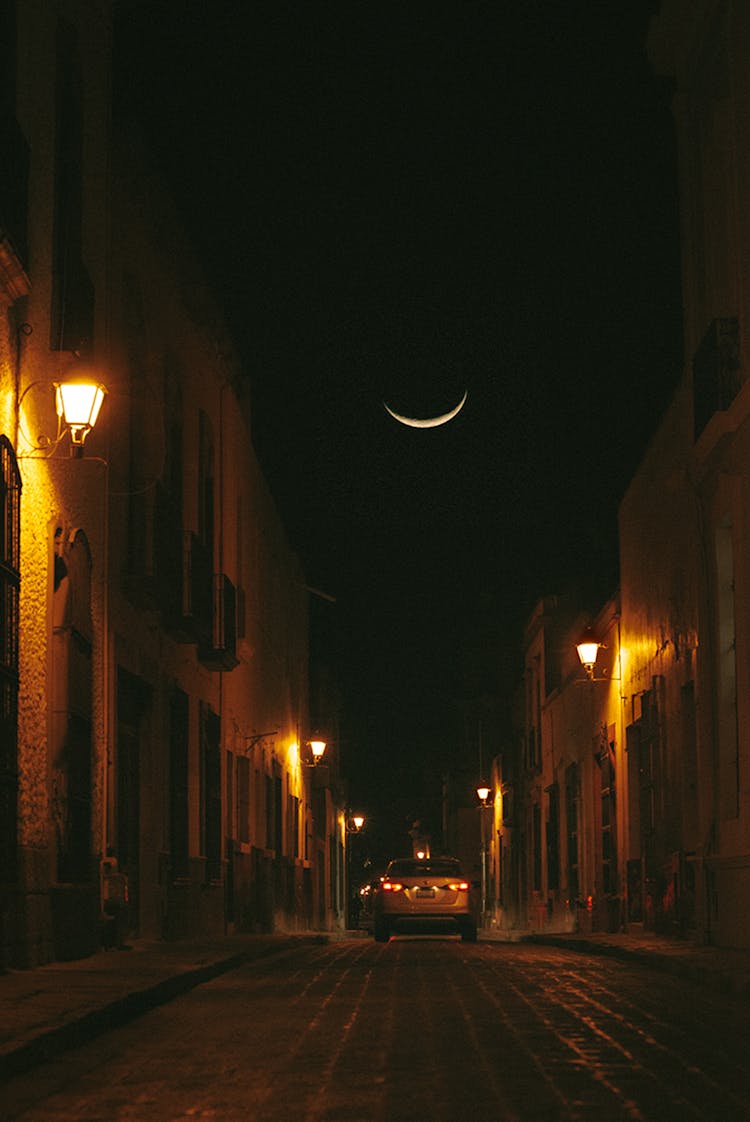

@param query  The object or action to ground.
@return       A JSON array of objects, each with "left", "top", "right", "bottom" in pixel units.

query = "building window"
[
  {"left": 198, "top": 409, "right": 215, "bottom": 556},
  {"left": 264, "top": 769, "right": 283, "bottom": 855},
  {"left": 527, "top": 727, "right": 537, "bottom": 771},
  {"left": 200, "top": 701, "right": 221, "bottom": 882},
  {"left": 290, "top": 794, "right": 300, "bottom": 859},
  {"left": 600, "top": 728, "right": 617, "bottom": 896},
  {"left": 565, "top": 763, "right": 579, "bottom": 901},
  {"left": 0, "top": 435, "right": 20, "bottom": 883},
  {"left": 274, "top": 774, "right": 282, "bottom": 855},
  {"left": 52, "top": 527, "right": 93, "bottom": 883},
  {"left": 638, "top": 693, "right": 658, "bottom": 845},
  {"left": 226, "top": 751, "right": 236, "bottom": 846},
  {"left": 169, "top": 687, "right": 189, "bottom": 880},
  {"left": 688, "top": 26, "right": 735, "bottom": 328},
  {"left": 115, "top": 668, "right": 150, "bottom": 929},
  {"left": 532, "top": 803, "right": 542, "bottom": 892},
  {"left": 525, "top": 660, "right": 541, "bottom": 771},
  {"left": 0, "top": 0, "right": 30, "bottom": 273},
  {"left": 237, "top": 756, "right": 250, "bottom": 844},
  {"left": 51, "top": 17, "right": 93, "bottom": 352},
  {"left": 681, "top": 681, "right": 698, "bottom": 838},
  {"left": 265, "top": 774, "right": 274, "bottom": 851},
  {"left": 715, "top": 516, "right": 739, "bottom": 819},
  {"left": 236, "top": 494, "right": 246, "bottom": 640},
  {"left": 154, "top": 353, "right": 184, "bottom": 626},
  {"left": 546, "top": 783, "right": 560, "bottom": 891}
]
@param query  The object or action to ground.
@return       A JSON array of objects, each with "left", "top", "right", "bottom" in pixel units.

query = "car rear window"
[{"left": 387, "top": 859, "right": 463, "bottom": 878}]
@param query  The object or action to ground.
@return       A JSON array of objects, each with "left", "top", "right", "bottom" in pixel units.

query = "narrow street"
[{"left": 3, "top": 937, "right": 749, "bottom": 1122}]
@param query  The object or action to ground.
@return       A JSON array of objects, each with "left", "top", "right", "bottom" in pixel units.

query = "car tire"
[
  {"left": 374, "top": 919, "right": 390, "bottom": 943},
  {"left": 461, "top": 921, "right": 477, "bottom": 942}
]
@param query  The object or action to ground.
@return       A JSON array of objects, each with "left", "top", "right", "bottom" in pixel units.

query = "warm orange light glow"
[
  {"left": 309, "top": 738, "right": 326, "bottom": 761},
  {"left": 476, "top": 784, "right": 491, "bottom": 804},
  {"left": 576, "top": 627, "right": 600, "bottom": 672},
  {"left": 351, "top": 814, "right": 364, "bottom": 832},
  {"left": 55, "top": 379, "right": 106, "bottom": 445}
]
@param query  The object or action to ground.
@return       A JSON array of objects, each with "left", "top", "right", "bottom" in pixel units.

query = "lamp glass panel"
[
  {"left": 56, "top": 381, "right": 106, "bottom": 427},
  {"left": 576, "top": 641, "right": 600, "bottom": 667}
]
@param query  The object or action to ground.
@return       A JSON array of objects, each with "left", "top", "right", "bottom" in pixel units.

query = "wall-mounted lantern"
[
  {"left": 309, "top": 738, "right": 327, "bottom": 764},
  {"left": 54, "top": 378, "right": 106, "bottom": 455},
  {"left": 576, "top": 626, "right": 601, "bottom": 679}
]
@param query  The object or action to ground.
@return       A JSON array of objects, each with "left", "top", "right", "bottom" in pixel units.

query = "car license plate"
[{"left": 416, "top": 888, "right": 435, "bottom": 898}]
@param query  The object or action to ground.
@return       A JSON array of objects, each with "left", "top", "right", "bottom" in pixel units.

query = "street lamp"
[
  {"left": 301, "top": 737, "right": 327, "bottom": 767},
  {"left": 345, "top": 812, "right": 365, "bottom": 928},
  {"left": 476, "top": 784, "right": 492, "bottom": 925},
  {"left": 576, "top": 626, "right": 601, "bottom": 679},
  {"left": 575, "top": 625, "right": 620, "bottom": 682},
  {"left": 309, "top": 738, "right": 327, "bottom": 763},
  {"left": 54, "top": 377, "right": 107, "bottom": 455}
]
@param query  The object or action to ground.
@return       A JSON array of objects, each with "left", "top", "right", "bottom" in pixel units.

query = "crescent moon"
[{"left": 383, "top": 389, "right": 468, "bottom": 429}]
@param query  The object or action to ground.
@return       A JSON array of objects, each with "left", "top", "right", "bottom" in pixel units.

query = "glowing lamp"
[
  {"left": 476, "top": 784, "right": 491, "bottom": 805},
  {"left": 55, "top": 379, "right": 106, "bottom": 449},
  {"left": 351, "top": 814, "right": 364, "bottom": 832},
  {"left": 576, "top": 627, "right": 600, "bottom": 677},
  {"left": 309, "top": 739, "right": 327, "bottom": 762}
]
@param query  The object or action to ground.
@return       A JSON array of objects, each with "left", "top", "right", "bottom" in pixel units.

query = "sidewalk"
[
  {"left": 0, "top": 933, "right": 328, "bottom": 1083},
  {"left": 512, "top": 928, "right": 750, "bottom": 998},
  {"left": 2, "top": 927, "right": 750, "bottom": 1085}
]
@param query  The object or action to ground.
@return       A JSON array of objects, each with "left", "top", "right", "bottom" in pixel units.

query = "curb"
[
  {"left": 520, "top": 933, "right": 750, "bottom": 999},
  {"left": 0, "top": 939, "right": 323, "bottom": 1084}
]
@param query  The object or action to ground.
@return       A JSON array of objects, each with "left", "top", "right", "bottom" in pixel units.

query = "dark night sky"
[{"left": 116, "top": 2, "right": 683, "bottom": 857}]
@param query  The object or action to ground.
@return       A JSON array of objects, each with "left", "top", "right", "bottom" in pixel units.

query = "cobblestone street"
[{"left": 3, "top": 936, "right": 749, "bottom": 1122}]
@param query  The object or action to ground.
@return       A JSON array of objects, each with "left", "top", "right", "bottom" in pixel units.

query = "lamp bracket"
[{"left": 245, "top": 730, "right": 278, "bottom": 748}]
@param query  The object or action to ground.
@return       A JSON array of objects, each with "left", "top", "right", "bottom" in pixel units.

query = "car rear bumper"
[{"left": 387, "top": 914, "right": 469, "bottom": 932}]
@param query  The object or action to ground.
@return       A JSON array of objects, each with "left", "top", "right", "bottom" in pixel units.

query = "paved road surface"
[{"left": 3, "top": 937, "right": 749, "bottom": 1121}]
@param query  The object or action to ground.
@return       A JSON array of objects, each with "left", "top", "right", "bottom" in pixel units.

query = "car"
[{"left": 372, "top": 856, "right": 478, "bottom": 942}]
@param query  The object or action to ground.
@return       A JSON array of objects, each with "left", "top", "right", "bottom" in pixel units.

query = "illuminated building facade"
[
  {"left": 497, "top": 1, "right": 750, "bottom": 950},
  {"left": 637, "top": 0, "right": 750, "bottom": 948},
  {"left": 495, "top": 597, "right": 623, "bottom": 939},
  {"left": 0, "top": 0, "right": 342, "bottom": 969}
]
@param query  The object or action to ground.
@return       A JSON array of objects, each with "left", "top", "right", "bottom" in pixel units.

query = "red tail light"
[
  {"left": 381, "top": 881, "right": 403, "bottom": 892},
  {"left": 447, "top": 881, "right": 470, "bottom": 892}
]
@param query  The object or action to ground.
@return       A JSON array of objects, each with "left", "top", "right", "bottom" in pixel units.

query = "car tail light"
[
  {"left": 447, "top": 881, "right": 470, "bottom": 892},
  {"left": 381, "top": 881, "right": 403, "bottom": 892}
]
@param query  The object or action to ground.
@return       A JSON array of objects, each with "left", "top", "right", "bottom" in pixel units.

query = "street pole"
[{"left": 480, "top": 809, "right": 487, "bottom": 925}]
